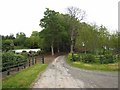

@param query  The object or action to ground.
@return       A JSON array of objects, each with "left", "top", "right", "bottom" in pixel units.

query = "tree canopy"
[{"left": 1, "top": 7, "right": 118, "bottom": 56}]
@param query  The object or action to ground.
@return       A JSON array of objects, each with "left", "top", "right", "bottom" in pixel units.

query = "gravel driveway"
[{"left": 32, "top": 55, "right": 118, "bottom": 88}]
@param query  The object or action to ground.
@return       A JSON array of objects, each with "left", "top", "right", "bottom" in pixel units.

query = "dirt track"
[{"left": 32, "top": 55, "right": 118, "bottom": 88}]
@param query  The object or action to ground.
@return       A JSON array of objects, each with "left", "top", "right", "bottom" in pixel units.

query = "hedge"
[
  {"left": 68, "top": 53, "right": 117, "bottom": 64},
  {"left": 82, "top": 54, "right": 95, "bottom": 63},
  {"left": 2, "top": 52, "right": 28, "bottom": 71},
  {"left": 99, "top": 54, "right": 114, "bottom": 64}
]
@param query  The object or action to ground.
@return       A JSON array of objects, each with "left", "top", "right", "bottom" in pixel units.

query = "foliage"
[
  {"left": 82, "top": 54, "right": 95, "bottom": 63},
  {"left": 14, "top": 32, "right": 26, "bottom": 47},
  {"left": 39, "top": 8, "right": 71, "bottom": 55},
  {"left": 2, "top": 39, "right": 14, "bottom": 52},
  {"left": 68, "top": 53, "right": 118, "bottom": 64},
  {"left": 2, "top": 52, "right": 28, "bottom": 71},
  {"left": 68, "top": 53, "right": 79, "bottom": 62},
  {"left": 67, "top": 53, "right": 119, "bottom": 71},
  {"left": 67, "top": 6, "right": 86, "bottom": 53},
  {"left": 99, "top": 54, "right": 114, "bottom": 64},
  {"left": 29, "top": 31, "right": 40, "bottom": 49},
  {"left": 1, "top": 7, "right": 119, "bottom": 56}
]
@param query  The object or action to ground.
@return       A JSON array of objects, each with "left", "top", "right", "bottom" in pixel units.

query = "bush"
[
  {"left": 99, "top": 54, "right": 114, "bottom": 64},
  {"left": 73, "top": 54, "right": 79, "bottom": 61},
  {"left": 67, "top": 53, "right": 79, "bottom": 62},
  {"left": 82, "top": 54, "right": 95, "bottom": 63},
  {"left": 2, "top": 52, "right": 28, "bottom": 71}
]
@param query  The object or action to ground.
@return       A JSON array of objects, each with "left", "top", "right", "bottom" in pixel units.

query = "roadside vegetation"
[
  {"left": 1, "top": 6, "right": 119, "bottom": 88},
  {"left": 2, "top": 64, "right": 48, "bottom": 88},
  {"left": 2, "top": 52, "right": 28, "bottom": 72},
  {"left": 67, "top": 53, "right": 119, "bottom": 71}
]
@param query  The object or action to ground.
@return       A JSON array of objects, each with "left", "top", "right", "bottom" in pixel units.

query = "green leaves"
[
  {"left": 2, "top": 39, "right": 14, "bottom": 52},
  {"left": 39, "top": 8, "right": 71, "bottom": 54},
  {"left": 2, "top": 52, "right": 28, "bottom": 71}
]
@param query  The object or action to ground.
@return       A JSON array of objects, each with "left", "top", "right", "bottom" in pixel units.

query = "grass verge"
[
  {"left": 2, "top": 64, "right": 48, "bottom": 88},
  {"left": 67, "top": 56, "right": 119, "bottom": 72}
]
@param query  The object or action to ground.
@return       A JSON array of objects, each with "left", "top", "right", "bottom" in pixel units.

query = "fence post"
[
  {"left": 17, "top": 63, "right": 19, "bottom": 71},
  {"left": 17, "top": 67, "right": 19, "bottom": 71},
  {"left": 29, "top": 59, "right": 30, "bottom": 67},
  {"left": 35, "top": 57, "right": 37, "bottom": 64},
  {"left": 41, "top": 55, "right": 44, "bottom": 64},
  {"left": 7, "top": 63, "right": 10, "bottom": 75},
  {"left": 7, "top": 69, "right": 10, "bottom": 75},
  {"left": 24, "top": 62, "right": 26, "bottom": 68},
  {"left": 32, "top": 55, "right": 34, "bottom": 65},
  {"left": 7, "top": 71, "right": 10, "bottom": 75}
]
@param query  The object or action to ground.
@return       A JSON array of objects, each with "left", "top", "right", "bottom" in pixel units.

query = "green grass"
[
  {"left": 67, "top": 55, "right": 119, "bottom": 72},
  {"left": 2, "top": 64, "right": 48, "bottom": 88}
]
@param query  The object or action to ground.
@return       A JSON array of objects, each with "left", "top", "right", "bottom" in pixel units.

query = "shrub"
[
  {"left": 99, "top": 54, "right": 114, "bottom": 64},
  {"left": 68, "top": 53, "right": 79, "bottom": 62},
  {"left": 73, "top": 54, "right": 79, "bottom": 61},
  {"left": 2, "top": 52, "right": 28, "bottom": 71},
  {"left": 82, "top": 54, "right": 95, "bottom": 63}
]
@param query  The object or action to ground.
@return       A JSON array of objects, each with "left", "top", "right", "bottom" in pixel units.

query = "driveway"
[{"left": 32, "top": 55, "right": 118, "bottom": 88}]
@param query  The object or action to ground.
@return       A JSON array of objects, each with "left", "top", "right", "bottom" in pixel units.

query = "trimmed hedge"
[{"left": 2, "top": 52, "right": 28, "bottom": 71}]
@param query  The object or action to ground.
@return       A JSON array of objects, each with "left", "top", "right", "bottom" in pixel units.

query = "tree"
[
  {"left": 66, "top": 6, "right": 86, "bottom": 54},
  {"left": 97, "top": 25, "right": 110, "bottom": 54},
  {"left": 14, "top": 32, "right": 26, "bottom": 48},
  {"left": 109, "top": 32, "right": 119, "bottom": 54},
  {"left": 2, "top": 34, "right": 15, "bottom": 40},
  {"left": 2, "top": 34, "right": 15, "bottom": 52},
  {"left": 29, "top": 31, "right": 40, "bottom": 49},
  {"left": 2, "top": 39, "right": 14, "bottom": 52},
  {"left": 39, "top": 8, "right": 68, "bottom": 55},
  {"left": 66, "top": 6, "right": 86, "bottom": 61},
  {"left": 75, "top": 22, "right": 100, "bottom": 54}
]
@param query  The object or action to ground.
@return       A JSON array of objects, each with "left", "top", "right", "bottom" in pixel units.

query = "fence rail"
[{"left": 2, "top": 54, "right": 44, "bottom": 78}]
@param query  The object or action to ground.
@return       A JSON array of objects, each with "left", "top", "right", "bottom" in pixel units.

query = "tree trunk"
[
  {"left": 70, "top": 29, "right": 74, "bottom": 61},
  {"left": 71, "top": 43, "right": 74, "bottom": 53},
  {"left": 70, "top": 29, "right": 74, "bottom": 53},
  {"left": 51, "top": 42, "right": 54, "bottom": 56},
  {"left": 58, "top": 47, "right": 60, "bottom": 53}
]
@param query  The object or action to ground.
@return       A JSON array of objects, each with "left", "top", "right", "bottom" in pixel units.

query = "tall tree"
[
  {"left": 40, "top": 8, "right": 67, "bottom": 55},
  {"left": 66, "top": 6, "right": 86, "bottom": 54},
  {"left": 2, "top": 39, "right": 14, "bottom": 52},
  {"left": 14, "top": 32, "right": 26, "bottom": 48},
  {"left": 29, "top": 31, "right": 40, "bottom": 48}
]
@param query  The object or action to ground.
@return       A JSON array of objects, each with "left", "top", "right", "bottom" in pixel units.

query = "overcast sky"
[{"left": 0, "top": 0, "right": 119, "bottom": 37}]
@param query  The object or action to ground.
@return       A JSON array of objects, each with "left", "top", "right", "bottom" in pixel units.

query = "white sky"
[{"left": 0, "top": 0, "right": 119, "bottom": 37}]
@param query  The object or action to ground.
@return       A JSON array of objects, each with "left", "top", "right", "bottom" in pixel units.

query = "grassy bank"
[
  {"left": 2, "top": 64, "right": 48, "bottom": 88},
  {"left": 67, "top": 54, "right": 119, "bottom": 72}
]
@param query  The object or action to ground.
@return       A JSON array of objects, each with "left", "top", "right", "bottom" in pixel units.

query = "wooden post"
[
  {"left": 32, "top": 55, "right": 34, "bottom": 65},
  {"left": 7, "top": 70, "right": 10, "bottom": 75},
  {"left": 24, "top": 63, "right": 26, "bottom": 68},
  {"left": 42, "top": 55, "right": 44, "bottom": 64},
  {"left": 29, "top": 59, "right": 30, "bottom": 67},
  {"left": 35, "top": 57, "right": 37, "bottom": 64},
  {"left": 17, "top": 67, "right": 19, "bottom": 71}
]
